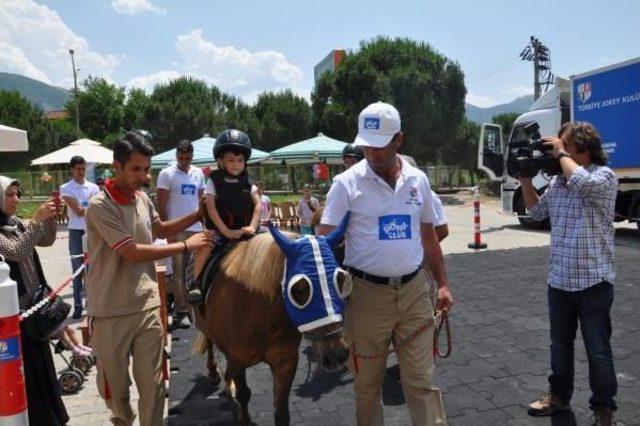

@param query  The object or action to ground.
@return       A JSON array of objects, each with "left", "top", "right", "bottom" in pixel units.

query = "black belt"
[{"left": 348, "top": 267, "right": 421, "bottom": 286}]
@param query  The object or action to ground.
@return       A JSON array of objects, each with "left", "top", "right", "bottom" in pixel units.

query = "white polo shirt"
[
  {"left": 321, "top": 157, "right": 437, "bottom": 277},
  {"left": 60, "top": 179, "right": 99, "bottom": 231},
  {"left": 431, "top": 191, "right": 447, "bottom": 227},
  {"left": 157, "top": 163, "right": 205, "bottom": 232}
]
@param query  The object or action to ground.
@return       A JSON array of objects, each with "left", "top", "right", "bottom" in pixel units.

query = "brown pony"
[{"left": 192, "top": 225, "right": 350, "bottom": 425}]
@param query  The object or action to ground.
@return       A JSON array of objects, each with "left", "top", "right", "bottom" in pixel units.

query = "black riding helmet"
[
  {"left": 342, "top": 143, "right": 364, "bottom": 160},
  {"left": 134, "top": 129, "right": 154, "bottom": 143},
  {"left": 213, "top": 129, "right": 252, "bottom": 161}
]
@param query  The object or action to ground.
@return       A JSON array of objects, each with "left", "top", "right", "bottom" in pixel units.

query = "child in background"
[
  {"left": 186, "top": 129, "right": 261, "bottom": 305},
  {"left": 255, "top": 181, "right": 272, "bottom": 230},
  {"left": 296, "top": 184, "right": 319, "bottom": 235}
]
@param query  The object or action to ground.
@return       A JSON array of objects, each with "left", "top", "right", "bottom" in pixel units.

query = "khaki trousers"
[
  {"left": 92, "top": 308, "right": 165, "bottom": 426},
  {"left": 168, "top": 231, "right": 197, "bottom": 314},
  {"left": 346, "top": 270, "right": 447, "bottom": 426}
]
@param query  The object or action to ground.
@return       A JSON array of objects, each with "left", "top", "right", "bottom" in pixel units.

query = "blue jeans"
[
  {"left": 69, "top": 229, "right": 85, "bottom": 312},
  {"left": 548, "top": 282, "right": 617, "bottom": 410}
]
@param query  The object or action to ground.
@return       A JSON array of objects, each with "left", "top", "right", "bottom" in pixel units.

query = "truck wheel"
[{"left": 515, "top": 191, "right": 549, "bottom": 229}]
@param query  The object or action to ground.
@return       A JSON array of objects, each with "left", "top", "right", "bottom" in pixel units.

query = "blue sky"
[{"left": 1, "top": 0, "right": 639, "bottom": 107}]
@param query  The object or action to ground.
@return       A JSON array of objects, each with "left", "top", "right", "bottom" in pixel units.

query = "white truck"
[{"left": 478, "top": 57, "right": 640, "bottom": 231}]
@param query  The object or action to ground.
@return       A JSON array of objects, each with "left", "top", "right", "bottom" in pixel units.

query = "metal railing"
[{"left": 1, "top": 163, "right": 476, "bottom": 200}]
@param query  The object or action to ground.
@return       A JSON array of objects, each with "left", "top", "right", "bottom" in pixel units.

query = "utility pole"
[
  {"left": 69, "top": 49, "right": 80, "bottom": 136},
  {"left": 519, "top": 36, "right": 554, "bottom": 100}
]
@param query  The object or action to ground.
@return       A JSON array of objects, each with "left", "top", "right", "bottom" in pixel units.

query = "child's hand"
[
  {"left": 241, "top": 226, "right": 256, "bottom": 236},
  {"left": 223, "top": 229, "right": 244, "bottom": 240}
]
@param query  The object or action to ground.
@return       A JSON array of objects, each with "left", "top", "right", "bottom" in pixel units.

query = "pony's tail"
[{"left": 192, "top": 331, "right": 208, "bottom": 356}]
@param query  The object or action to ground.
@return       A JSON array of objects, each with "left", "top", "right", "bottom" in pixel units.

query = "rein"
[
  {"left": 304, "top": 327, "right": 344, "bottom": 343},
  {"left": 351, "top": 310, "right": 452, "bottom": 374}
]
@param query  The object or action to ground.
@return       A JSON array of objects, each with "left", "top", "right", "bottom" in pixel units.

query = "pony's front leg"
[
  {"left": 270, "top": 355, "right": 298, "bottom": 426},
  {"left": 226, "top": 364, "right": 251, "bottom": 425}
]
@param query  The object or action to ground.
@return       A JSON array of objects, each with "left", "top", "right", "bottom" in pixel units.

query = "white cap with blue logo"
[{"left": 354, "top": 101, "right": 401, "bottom": 148}]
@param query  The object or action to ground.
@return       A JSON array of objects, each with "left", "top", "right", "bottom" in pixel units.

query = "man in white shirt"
[
  {"left": 60, "top": 155, "right": 100, "bottom": 319},
  {"left": 156, "top": 140, "right": 205, "bottom": 327},
  {"left": 319, "top": 102, "right": 453, "bottom": 425},
  {"left": 400, "top": 155, "right": 449, "bottom": 242}
]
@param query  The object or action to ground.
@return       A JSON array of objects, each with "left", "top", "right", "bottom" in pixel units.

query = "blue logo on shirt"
[
  {"left": 181, "top": 184, "right": 196, "bottom": 195},
  {"left": 0, "top": 336, "right": 20, "bottom": 362},
  {"left": 364, "top": 117, "right": 380, "bottom": 130},
  {"left": 378, "top": 215, "right": 411, "bottom": 240},
  {"left": 81, "top": 200, "right": 89, "bottom": 207}
]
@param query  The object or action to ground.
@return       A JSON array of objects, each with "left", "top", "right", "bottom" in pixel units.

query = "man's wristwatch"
[{"left": 557, "top": 150, "right": 571, "bottom": 160}]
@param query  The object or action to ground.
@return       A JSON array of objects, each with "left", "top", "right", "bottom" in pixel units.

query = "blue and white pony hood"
[{"left": 268, "top": 214, "right": 351, "bottom": 332}]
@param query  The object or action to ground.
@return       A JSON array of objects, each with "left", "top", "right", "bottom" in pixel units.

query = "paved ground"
[{"left": 37, "top": 192, "right": 639, "bottom": 425}]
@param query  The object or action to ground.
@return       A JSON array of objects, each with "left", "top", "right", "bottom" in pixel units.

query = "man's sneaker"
[
  {"left": 592, "top": 406, "right": 616, "bottom": 426},
  {"left": 527, "top": 392, "right": 571, "bottom": 416},
  {"left": 173, "top": 312, "right": 190, "bottom": 329}
]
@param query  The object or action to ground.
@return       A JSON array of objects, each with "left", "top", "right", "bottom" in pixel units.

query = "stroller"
[{"left": 50, "top": 339, "right": 96, "bottom": 394}]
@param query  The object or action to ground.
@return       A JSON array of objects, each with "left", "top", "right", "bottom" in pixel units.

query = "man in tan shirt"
[{"left": 85, "top": 131, "right": 211, "bottom": 426}]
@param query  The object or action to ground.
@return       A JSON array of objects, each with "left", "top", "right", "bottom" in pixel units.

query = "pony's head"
[{"left": 269, "top": 214, "right": 350, "bottom": 371}]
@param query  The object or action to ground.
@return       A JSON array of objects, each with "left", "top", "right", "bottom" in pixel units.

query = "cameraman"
[{"left": 520, "top": 122, "right": 618, "bottom": 425}]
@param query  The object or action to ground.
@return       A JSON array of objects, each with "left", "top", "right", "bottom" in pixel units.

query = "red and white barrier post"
[
  {"left": 468, "top": 187, "right": 488, "bottom": 250},
  {"left": 0, "top": 255, "right": 29, "bottom": 425}
]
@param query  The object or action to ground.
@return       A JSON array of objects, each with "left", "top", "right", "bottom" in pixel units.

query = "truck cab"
[{"left": 478, "top": 78, "right": 571, "bottom": 228}]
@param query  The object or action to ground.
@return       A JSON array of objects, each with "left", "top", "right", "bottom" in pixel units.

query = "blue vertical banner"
[{"left": 572, "top": 59, "right": 640, "bottom": 170}]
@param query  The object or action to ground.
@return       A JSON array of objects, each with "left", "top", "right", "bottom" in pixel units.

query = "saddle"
[{"left": 199, "top": 242, "right": 232, "bottom": 299}]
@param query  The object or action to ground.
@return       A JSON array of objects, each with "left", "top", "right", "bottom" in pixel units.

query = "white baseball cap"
[{"left": 354, "top": 101, "right": 401, "bottom": 148}]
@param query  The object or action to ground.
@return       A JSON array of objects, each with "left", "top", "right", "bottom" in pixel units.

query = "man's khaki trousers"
[
  {"left": 92, "top": 307, "right": 165, "bottom": 426},
  {"left": 346, "top": 270, "right": 447, "bottom": 425}
]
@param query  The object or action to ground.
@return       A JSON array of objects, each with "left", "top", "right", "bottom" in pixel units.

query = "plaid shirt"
[{"left": 530, "top": 164, "right": 617, "bottom": 292}]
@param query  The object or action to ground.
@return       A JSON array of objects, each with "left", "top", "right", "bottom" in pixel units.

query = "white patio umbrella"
[
  {"left": 0, "top": 124, "right": 28, "bottom": 151},
  {"left": 30, "top": 139, "right": 113, "bottom": 166}
]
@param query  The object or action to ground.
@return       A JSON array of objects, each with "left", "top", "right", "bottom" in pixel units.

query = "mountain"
[
  {"left": 465, "top": 95, "right": 534, "bottom": 124},
  {"left": 0, "top": 72, "right": 71, "bottom": 112}
]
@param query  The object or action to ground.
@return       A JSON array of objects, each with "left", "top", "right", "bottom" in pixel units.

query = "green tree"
[
  {"left": 66, "top": 76, "right": 125, "bottom": 141},
  {"left": 440, "top": 118, "right": 480, "bottom": 171},
  {"left": 0, "top": 90, "right": 75, "bottom": 170},
  {"left": 252, "top": 90, "right": 312, "bottom": 151},
  {"left": 491, "top": 112, "right": 520, "bottom": 142},
  {"left": 312, "top": 37, "right": 466, "bottom": 163},
  {"left": 122, "top": 87, "right": 150, "bottom": 131},
  {"left": 141, "top": 77, "right": 233, "bottom": 152}
]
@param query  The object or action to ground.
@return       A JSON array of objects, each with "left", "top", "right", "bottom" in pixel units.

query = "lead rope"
[{"left": 351, "top": 309, "right": 452, "bottom": 374}]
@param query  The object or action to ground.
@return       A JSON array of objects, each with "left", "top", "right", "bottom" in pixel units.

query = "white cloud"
[
  {"left": 466, "top": 92, "right": 495, "bottom": 108},
  {"left": 128, "top": 29, "right": 306, "bottom": 102},
  {"left": 111, "top": 0, "right": 166, "bottom": 15},
  {"left": 127, "top": 70, "right": 182, "bottom": 93},
  {"left": 0, "top": 1, "right": 119, "bottom": 88}
]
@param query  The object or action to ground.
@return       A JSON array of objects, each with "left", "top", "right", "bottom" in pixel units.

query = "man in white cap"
[{"left": 319, "top": 101, "right": 453, "bottom": 425}]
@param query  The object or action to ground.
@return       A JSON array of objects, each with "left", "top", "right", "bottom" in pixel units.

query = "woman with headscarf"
[{"left": 0, "top": 176, "right": 69, "bottom": 425}]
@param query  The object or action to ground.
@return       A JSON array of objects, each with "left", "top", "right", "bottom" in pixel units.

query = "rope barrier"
[
  {"left": 38, "top": 254, "right": 85, "bottom": 264},
  {"left": 19, "top": 257, "right": 89, "bottom": 321}
]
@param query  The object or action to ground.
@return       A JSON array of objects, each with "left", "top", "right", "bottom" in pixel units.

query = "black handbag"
[{"left": 21, "top": 284, "right": 71, "bottom": 341}]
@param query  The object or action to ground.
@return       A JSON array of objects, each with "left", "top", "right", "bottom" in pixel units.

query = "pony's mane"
[{"left": 221, "top": 231, "right": 296, "bottom": 300}]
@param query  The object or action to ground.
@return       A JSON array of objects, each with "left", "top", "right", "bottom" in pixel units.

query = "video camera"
[{"left": 506, "top": 122, "right": 561, "bottom": 178}]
